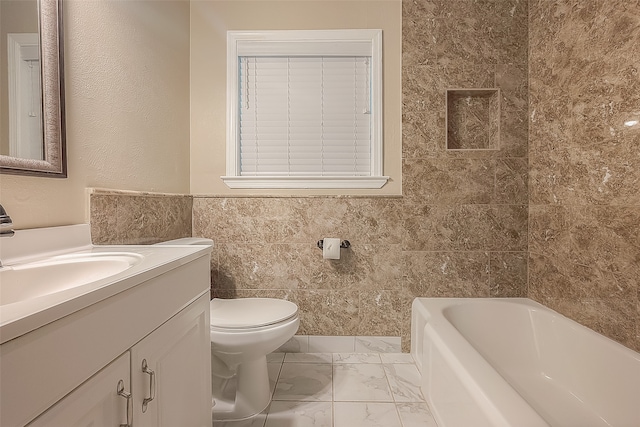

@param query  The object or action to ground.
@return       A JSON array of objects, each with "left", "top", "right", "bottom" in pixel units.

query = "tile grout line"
[
  {"left": 331, "top": 356, "right": 335, "bottom": 427},
  {"left": 264, "top": 353, "right": 430, "bottom": 427},
  {"left": 380, "top": 361, "right": 407, "bottom": 427},
  {"left": 265, "top": 358, "right": 284, "bottom": 427}
]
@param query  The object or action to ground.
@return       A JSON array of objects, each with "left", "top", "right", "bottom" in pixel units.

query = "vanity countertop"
[{"left": 0, "top": 225, "right": 211, "bottom": 344}]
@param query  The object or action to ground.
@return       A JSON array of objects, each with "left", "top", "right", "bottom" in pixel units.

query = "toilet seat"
[{"left": 210, "top": 298, "right": 298, "bottom": 329}]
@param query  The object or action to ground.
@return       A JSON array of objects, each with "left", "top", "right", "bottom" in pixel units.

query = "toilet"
[{"left": 155, "top": 238, "right": 300, "bottom": 421}]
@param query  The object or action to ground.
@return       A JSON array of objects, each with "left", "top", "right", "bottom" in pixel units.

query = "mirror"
[{"left": 0, "top": 0, "right": 66, "bottom": 177}]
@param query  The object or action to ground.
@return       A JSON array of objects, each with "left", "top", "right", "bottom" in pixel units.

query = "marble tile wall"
[
  {"left": 91, "top": 0, "right": 531, "bottom": 352},
  {"left": 90, "top": 189, "right": 192, "bottom": 245},
  {"left": 192, "top": 197, "right": 409, "bottom": 343},
  {"left": 528, "top": 0, "right": 640, "bottom": 352},
  {"left": 446, "top": 89, "right": 501, "bottom": 150},
  {"left": 88, "top": 1, "right": 640, "bottom": 356},
  {"left": 197, "top": 0, "right": 529, "bottom": 352},
  {"left": 192, "top": 194, "right": 528, "bottom": 352},
  {"left": 398, "top": 0, "right": 529, "bottom": 349}
]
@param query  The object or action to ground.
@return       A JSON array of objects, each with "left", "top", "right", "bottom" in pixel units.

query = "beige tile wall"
[
  {"left": 192, "top": 194, "right": 528, "bottom": 351},
  {"left": 187, "top": 1, "right": 530, "bottom": 352},
  {"left": 89, "top": 1, "right": 640, "bottom": 353},
  {"left": 528, "top": 0, "right": 640, "bottom": 352},
  {"left": 89, "top": 0, "right": 530, "bottom": 352},
  {"left": 90, "top": 190, "right": 192, "bottom": 245}
]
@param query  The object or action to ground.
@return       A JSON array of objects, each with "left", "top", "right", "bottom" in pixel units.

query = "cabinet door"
[
  {"left": 131, "top": 294, "right": 212, "bottom": 427},
  {"left": 27, "top": 353, "right": 131, "bottom": 427}
]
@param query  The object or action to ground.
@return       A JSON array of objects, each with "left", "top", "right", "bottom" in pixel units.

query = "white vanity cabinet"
[
  {"left": 1, "top": 249, "right": 212, "bottom": 427},
  {"left": 26, "top": 353, "right": 131, "bottom": 427},
  {"left": 131, "top": 294, "right": 211, "bottom": 427},
  {"left": 27, "top": 295, "right": 211, "bottom": 427}
]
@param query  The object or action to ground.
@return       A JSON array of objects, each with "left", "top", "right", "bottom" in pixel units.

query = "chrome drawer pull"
[
  {"left": 142, "top": 359, "right": 156, "bottom": 412},
  {"left": 116, "top": 379, "right": 132, "bottom": 427}
]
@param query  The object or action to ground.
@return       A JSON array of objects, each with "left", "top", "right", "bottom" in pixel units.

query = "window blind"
[{"left": 238, "top": 56, "right": 372, "bottom": 177}]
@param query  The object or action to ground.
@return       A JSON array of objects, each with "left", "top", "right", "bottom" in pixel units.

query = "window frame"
[{"left": 223, "top": 30, "right": 387, "bottom": 189}]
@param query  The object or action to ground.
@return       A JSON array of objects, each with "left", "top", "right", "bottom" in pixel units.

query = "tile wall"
[
  {"left": 88, "top": 1, "right": 638, "bottom": 352},
  {"left": 89, "top": 0, "right": 529, "bottom": 352},
  {"left": 528, "top": 0, "right": 640, "bottom": 351},
  {"left": 90, "top": 189, "right": 192, "bottom": 245},
  {"left": 192, "top": 0, "right": 529, "bottom": 351}
]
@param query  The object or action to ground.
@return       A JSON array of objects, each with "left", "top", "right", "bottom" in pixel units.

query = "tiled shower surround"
[
  {"left": 528, "top": 0, "right": 640, "bottom": 351},
  {"left": 89, "top": 0, "right": 639, "bottom": 352}
]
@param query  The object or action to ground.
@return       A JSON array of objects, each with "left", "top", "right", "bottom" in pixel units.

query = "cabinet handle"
[
  {"left": 141, "top": 359, "right": 156, "bottom": 413},
  {"left": 116, "top": 379, "right": 132, "bottom": 427}
]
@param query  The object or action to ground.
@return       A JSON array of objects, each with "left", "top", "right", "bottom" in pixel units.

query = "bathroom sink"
[
  {"left": 0, "top": 252, "right": 143, "bottom": 306},
  {"left": 0, "top": 224, "right": 212, "bottom": 345}
]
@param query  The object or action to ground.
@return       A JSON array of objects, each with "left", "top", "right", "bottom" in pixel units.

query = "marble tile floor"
[{"left": 213, "top": 352, "right": 438, "bottom": 427}]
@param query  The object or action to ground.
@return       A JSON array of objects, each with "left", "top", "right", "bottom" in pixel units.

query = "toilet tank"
[{"left": 154, "top": 237, "right": 214, "bottom": 247}]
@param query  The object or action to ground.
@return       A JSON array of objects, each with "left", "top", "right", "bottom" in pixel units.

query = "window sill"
[{"left": 221, "top": 176, "right": 389, "bottom": 189}]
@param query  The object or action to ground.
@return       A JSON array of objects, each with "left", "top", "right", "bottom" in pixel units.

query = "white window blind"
[
  {"left": 224, "top": 30, "right": 387, "bottom": 189},
  {"left": 239, "top": 56, "right": 372, "bottom": 177}
]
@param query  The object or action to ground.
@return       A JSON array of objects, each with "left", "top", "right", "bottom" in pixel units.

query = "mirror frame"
[{"left": 0, "top": 0, "right": 66, "bottom": 177}]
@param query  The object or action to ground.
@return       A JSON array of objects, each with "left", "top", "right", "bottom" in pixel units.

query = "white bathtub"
[{"left": 411, "top": 298, "right": 640, "bottom": 427}]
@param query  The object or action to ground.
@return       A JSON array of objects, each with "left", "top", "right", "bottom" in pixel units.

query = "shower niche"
[{"left": 446, "top": 89, "right": 500, "bottom": 151}]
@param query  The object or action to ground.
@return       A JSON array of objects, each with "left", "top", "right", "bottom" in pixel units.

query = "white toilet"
[
  {"left": 210, "top": 297, "right": 299, "bottom": 420},
  {"left": 155, "top": 238, "right": 300, "bottom": 421}
]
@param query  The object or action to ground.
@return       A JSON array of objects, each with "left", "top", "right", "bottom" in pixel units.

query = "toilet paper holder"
[{"left": 317, "top": 239, "right": 351, "bottom": 250}]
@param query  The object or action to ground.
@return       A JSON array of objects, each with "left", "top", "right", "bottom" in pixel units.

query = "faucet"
[{"left": 0, "top": 203, "right": 15, "bottom": 238}]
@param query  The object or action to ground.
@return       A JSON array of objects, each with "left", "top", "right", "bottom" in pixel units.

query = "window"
[{"left": 223, "top": 30, "right": 387, "bottom": 189}]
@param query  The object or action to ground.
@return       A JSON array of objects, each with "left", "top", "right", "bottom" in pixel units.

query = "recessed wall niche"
[{"left": 446, "top": 89, "right": 500, "bottom": 150}]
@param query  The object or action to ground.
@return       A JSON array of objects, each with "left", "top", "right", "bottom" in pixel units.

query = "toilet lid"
[{"left": 210, "top": 298, "right": 298, "bottom": 328}]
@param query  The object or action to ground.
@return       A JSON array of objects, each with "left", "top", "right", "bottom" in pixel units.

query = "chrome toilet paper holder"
[{"left": 317, "top": 239, "right": 351, "bottom": 250}]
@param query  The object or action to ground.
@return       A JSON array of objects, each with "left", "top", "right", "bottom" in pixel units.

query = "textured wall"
[
  {"left": 90, "top": 190, "right": 192, "bottom": 245},
  {"left": 189, "top": 0, "right": 402, "bottom": 197},
  {"left": 193, "top": 197, "right": 406, "bottom": 339},
  {"left": 85, "top": 0, "right": 528, "bottom": 352},
  {"left": 528, "top": 1, "right": 640, "bottom": 352},
  {"left": 86, "top": 0, "right": 640, "bottom": 355},
  {"left": 193, "top": 191, "right": 529, "bottom": 351},
  {"left": 0, "top": 0, "right": 191, "bottom": 229},
  {"left": 189, "top": 0, "right": 529, "bottom": 351}
]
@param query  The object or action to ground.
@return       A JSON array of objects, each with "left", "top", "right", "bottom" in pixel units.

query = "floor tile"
[
  {"left": 278, "top": 336, "right": 309, "bottom": 353},
  {"left": 383, "top": 364, "right": 425, "bottom": 402},
  {"left": 308, "top": 336, "right": 355, "bottom": 353},
  {"left": 213, "top": 408, "right": 267, "bottom": 427},
  {"left": 355, "top": 336, "right": 401, "bottom": 353},
  {"left": 396, "top": 402, "right": 439, "bottom": 427},
  {"left": 273, "top": 363, "right": 333, "bottom": 401},
  {"left": 333, "top": 364, "right": 393, "bottom": 402},
  {"left": 333, "top": 402, "right": 402, "bottom": 427},
  {"left": 333, "top": 353, "right": 381, "bottom": 364},
  {"left": 217, "top": 352, "right": 437, "bottom": 427},
  {"left": 380, "top": 353, "right": 415, "bottom": 364},
  {"left": 267, "top": 353, "right": 285, "bottom": 363},
  {"left": 285, "top": 353, "right": 333, "bottom": 364},
  {"left": 264, "top": 401, "right": 332, "bottom": 427},
  {"left": 267, "top": 363, "right": 282, "bottom": 395}
]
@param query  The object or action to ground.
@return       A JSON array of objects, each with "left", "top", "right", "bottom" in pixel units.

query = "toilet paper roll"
[{"left": 322, "top": 238, "right": 341, "bottom": 260}]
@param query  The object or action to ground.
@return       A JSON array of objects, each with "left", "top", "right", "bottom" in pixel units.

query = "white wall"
[
  {"left": 0, "top": 0, "right": 191, "bottom": 229},
  {"left": 189, "top": 0, "right": 402, "bottom": 196}
]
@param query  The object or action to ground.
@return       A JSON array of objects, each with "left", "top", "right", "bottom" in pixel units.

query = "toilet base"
[{"left": 212, "top": 355, "right": 271, "bottom": 421}]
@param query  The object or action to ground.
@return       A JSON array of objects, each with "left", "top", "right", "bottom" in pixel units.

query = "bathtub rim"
[
  {"left": 412, "top": 297, "right": 551, "bottom": 427},
  {"left": 411, "top": 297, "right": 640, "bottom": 427}
]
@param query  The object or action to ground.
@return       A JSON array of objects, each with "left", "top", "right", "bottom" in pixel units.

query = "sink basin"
[{"left": 0, "top": 252, "right": 143, "bottom": 306}]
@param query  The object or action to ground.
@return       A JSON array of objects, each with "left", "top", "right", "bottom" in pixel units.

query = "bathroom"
[{"left": 0, "top": 0, "right": 638, "bottom": 426}]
